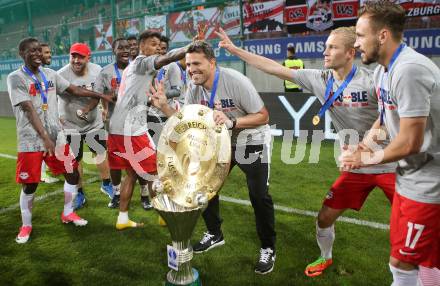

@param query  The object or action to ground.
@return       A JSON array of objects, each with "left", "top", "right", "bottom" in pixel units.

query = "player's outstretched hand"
[
  {"left": 215, "top": 27, "right": 237, "bottom": 52},
  {"left": 149, "top": 79, "right": 167, "bottom": 110},
  {"left": 213, "top": 110, "right": 233, "bottom": 129}
]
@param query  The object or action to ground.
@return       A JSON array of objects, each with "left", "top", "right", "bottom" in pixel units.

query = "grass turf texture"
[{"left": 0, "top": 116, "right": 392, "bottom": 285}]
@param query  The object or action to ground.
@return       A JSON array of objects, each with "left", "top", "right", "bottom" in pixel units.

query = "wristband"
[{"left": 230, "top": 118, "right": 237, "bottom": 129}]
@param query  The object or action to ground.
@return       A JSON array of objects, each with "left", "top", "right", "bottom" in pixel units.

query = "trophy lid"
[{"left": 155, "top": 104, "right": 231, "bottom": 209}]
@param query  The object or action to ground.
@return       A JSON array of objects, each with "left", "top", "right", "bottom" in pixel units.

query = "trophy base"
[{"left": 165, "top": 268, "right": 201, "bottom": 286}]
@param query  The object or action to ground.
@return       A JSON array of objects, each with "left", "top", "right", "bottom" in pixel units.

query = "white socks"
[
  {"left": 117, "top": 211, "right": 129, "bottom": 224},
  {"left": 19, "top": 190, "right": 34, "bottom": 226},
  {"left": 63, "top": 181, "right": 77, "bottom": 216},
  {"left": 389, "top": 264, "right": 420, "bottom": 286},
  {"left": 316, "top": 222, "right": 335, "bottom": 259},
  {"left": 140, "top": 184, "right": 149, "bottom": 197},
  {"left": 418, "top": 266, "right": 440, "bottom": 286},
  {"left": 113, "top": 184, "right": 121, "bottom": 196}
]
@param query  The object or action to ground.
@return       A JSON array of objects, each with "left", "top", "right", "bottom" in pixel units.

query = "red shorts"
[
  {"left": 16, "top": 145, "right": 78, "bottom": 184},
  {"left": 107, "top": 134, "right": 157, "bottom": 174},
  {"left": 390, "top": 192, "right": 440, "bottom": 269},
  {"left": 323, "top": 172, "right": 395, "bottom": 211}
]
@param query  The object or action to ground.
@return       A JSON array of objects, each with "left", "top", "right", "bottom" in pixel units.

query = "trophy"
[
  {"left": 196, "top": 22, "right": 208, "bottom": 40},
  {"left": 152, "top": 104, "right": 231, "bottom": 286}
]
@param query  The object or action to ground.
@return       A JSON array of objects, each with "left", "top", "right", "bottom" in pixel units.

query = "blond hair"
[{"left": 330, "top": 26, "right": 356, "bottom": 51}]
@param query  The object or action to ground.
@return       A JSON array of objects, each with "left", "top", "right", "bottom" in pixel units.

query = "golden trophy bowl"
[{"left": 152, "top": 104, "right": 231, "bottom": 285}]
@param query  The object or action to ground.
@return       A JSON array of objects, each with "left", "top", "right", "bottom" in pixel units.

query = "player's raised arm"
[
  {"left": 154, "top": 47, "right": 187, "bottom": 70},
  {"left": 153, "top": 27, "right": 206, "bottom": 70},
  {"left": 215, "top": 28, "right": 293, "bottom": 81},
  {"left": 65, "top": 84, "right": 114, "bottom": 103}
]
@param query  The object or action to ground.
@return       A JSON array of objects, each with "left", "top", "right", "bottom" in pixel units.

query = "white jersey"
[
  {"left": 7, "top": 67, "right": 69, "bottom": 152},
  {"left": 57, "top": 62, "right": 103, "bottom": 134},
  {"left": 374, "top": 45, "right": 440, "bottom": 204},
  {"left": 109, "top": 55, "right": 158, "bottom": 136},
  {"left": 293, "top": 67, "right": 396, "bottom": 174}
]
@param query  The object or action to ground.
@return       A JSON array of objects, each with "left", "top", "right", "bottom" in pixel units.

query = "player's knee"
[
  {"left": 22, "top": 183, "right": 38, "bottom": 194},
  {"left": 319, "top": 205, "right": 345, "bottom": 226},
  {"left": 64, "top": 169, "right": 79, "bottom": 185},
  {"left": 317, "top": 210, "right": 333, "bottom": 227}
]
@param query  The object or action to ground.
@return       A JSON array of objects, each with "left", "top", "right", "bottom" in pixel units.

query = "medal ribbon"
[
  {"left": 379, "top": 43, "right": 405, "bottom": 125},
  {"left": 176, "top": 61, "right": 187, "bottom": 85},
  {"left": 316, "top": 65, "right": 357, "bottom": 120},
  {"left": 156, "top": 67, "right": 166, "bottom": 82},
  {"left": 208, "top": 67, "right": 220, "bottom": 109},
  {"left": 113, "top": 63, "right": 122, "bottom": 84},
  {"left": 22, "top": 65, "right": 49, "bottom": 105}
]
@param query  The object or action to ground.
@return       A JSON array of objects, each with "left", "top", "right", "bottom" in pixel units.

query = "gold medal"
[
  {"left": 42, "top": 103, "right": 48, "bottom": 111},
  {"left": 312, "top": 115, "right": 320, "bottom": 126}
]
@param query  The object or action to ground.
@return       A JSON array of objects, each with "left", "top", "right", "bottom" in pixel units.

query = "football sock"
[
  {"left": 389, "top": 264, "right": 420, "bottom": 286},
  {"left": 418, "top": 266, "right": 440, "bottom": 286},
  {"left": 316, "top": 222, "right": 335, "bottom": 259},
  {"left": 63, "top": 181, "right": 77, "bottom": 216},
  {"left": 140, "top": 184, "right": 149, "bottom": 197},
  {"left": 113, "top": 184, "right": 121, "bottom": 196},
  {"left": 20, "top": 190, "right": 34, "bottom": 226},
  {"left": 117, "top": 211, "right": 129, "bottom": 224},
  {"left": 41, "top": 162, "right": 47, "bottom": 174}
]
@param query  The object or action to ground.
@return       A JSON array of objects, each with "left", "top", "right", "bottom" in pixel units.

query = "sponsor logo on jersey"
[
  {"left": 19, "top": 172, "right": 30, "bottom": 180},
  {"left": 111, "top": 78, "right": 120, "bottom": 90},
  {"left": 200, "top": 98, "right": 238, "bottom": 112},
  {"left": 333, "top": 91, "right": 369, "bottom": 107},
  {"left": 325, "top": 191, "right": 333, "bottom": 199},
  {"left": 28, "top": 80, "right": 55, "bottom": 96},
  {"left": 377, "top": 87, "right": 397, "bottom": 110},
  {"left": 78, "top": 82, "right": 95, "bottom": 91}
]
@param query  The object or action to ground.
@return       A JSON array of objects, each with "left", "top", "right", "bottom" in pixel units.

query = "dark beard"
[{"left": 361, "top": 41, "right": 380, "bottom": 65}]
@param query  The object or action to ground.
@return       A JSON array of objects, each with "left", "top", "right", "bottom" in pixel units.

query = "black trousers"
[
  {"left": 202, "top": 144, "right": 276, "bottom": 249},
  {"left": 147, "top": 114, "right": 168, "bottom": 146},
  {"left": 66, "top": 128, "right": 107, "bottom": 162},
  {"left": 285, "top": 87, "right": 302, "bottom": 92}
]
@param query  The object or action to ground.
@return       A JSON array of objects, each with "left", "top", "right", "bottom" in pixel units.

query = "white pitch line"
[
  {"left": 220, "top": 195, "right": 390, "bottom": 230},
  {"left": 0, "top": 152, "right": 389, "bottom": 230},
  {"left": 0, "top": 153, "right": 17, "bottom": 160},
  {"left": 0, "top": 177, "right": 100, "bottom": 215}
]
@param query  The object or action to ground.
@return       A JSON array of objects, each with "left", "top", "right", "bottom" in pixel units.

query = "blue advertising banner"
[{"left": 1, "top": 29, "right": 439, "bottom": 75}]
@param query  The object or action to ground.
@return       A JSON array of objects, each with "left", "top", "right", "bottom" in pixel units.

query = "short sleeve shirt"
[
  {"left": 374, "top": 46, "right": 440, "bottom": 203},
  {"left": 109, "top": 54, "right": 158, "bottom": 136},
  {"left": 149, "top": 61, "right": 185, "bottom": 118},
  {"left": 95, "top": 62, "right": 124, "bottom": 120},
  {"left": 57, "top": 62, "right": 103, "bottom": 135},
  {"left": 293, "top": 67, "right": 396, "bottom": 174},
  {"left": 185, "top": 67, "right": 270, "bottom": 146},
  {"left": 7, "top": 67, "right": 70, "bottom": 152}
]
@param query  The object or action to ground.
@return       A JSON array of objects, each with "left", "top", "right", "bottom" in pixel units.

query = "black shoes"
[
  {"left": 254, "top": 247, "right": 276, "bottom": 275},
  {"left": 141, "top": 196, "right": 153, "bottom": 210},
  {"left": 193, "top": 231, "right": 225, "bottom": 253},
  {"left": 108, "top": 194, "right": 120, "bottom": 209}
]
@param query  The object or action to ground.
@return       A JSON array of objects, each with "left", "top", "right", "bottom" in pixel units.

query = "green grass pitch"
[{"left": 0, "top": 116, "right": 392, "bottom": 285}]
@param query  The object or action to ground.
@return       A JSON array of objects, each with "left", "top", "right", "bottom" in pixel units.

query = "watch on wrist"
[{"left": 230, "top": 118, "right": 237, "bottom": 129}]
